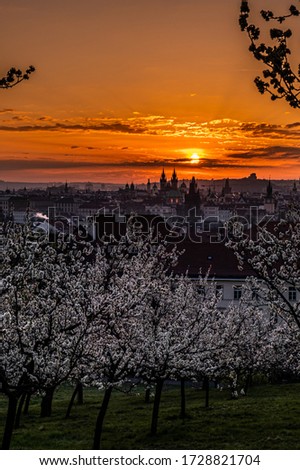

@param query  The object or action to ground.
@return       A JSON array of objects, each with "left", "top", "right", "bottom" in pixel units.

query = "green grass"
[{"left": 1, "top": 382, "right": 300, "bottom": 449}]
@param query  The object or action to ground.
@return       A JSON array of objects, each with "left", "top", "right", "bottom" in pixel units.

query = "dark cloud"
[
  {"left": 239, "top": 122, "right": 300, "bottom": 140},
  {"left": 0, "top": 108, "right": 13, "bottom": 114},
  {"left": 240, "top": 122, "right": 279, "bottom": 132},
  {"left": 226, "top": 146, "right": 300, "bottom": 161},
  {"left": 1, "top": 157, "right": 190, "bottom": 171},
  {"left": 0, "top": 159, "right": 108, "bottom": 171},
  {"left": 0, "top": 121, "right": 149, "bottom": 134},
  {"left": 195, "top": 158, "right": 267, "bottom": 169},
  {"left": 12, "top": 116, "right": 24, "bottom": 121},
  {"left": 3, "top": 144, "right": 300, "bottom": 174},
  {"left": 0, "top": 156, "right": 271, "bottom": 172},
  {"left": 285, "top": 122, "right": 300, "bottom": 129},
  {"left": 2, "top": 115, "right": 300, "bottom": 142},
  {"left": 70, "top": 145, "right": 102, "bottom": 151}
]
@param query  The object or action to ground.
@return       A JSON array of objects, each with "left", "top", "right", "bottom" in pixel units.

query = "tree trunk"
[
  {"left": 93, "top": 386, "right": 113, "bottom": 450},
  {"left": 150, "top": 379, "right": 164, "bottom": 436},
  {"left": 244, "top": 371, "right": 253, "bottom": 395},
  {"left": 65, "top": 382, "right": 84, "bottom": 418},
  {"left": 23, "top": 393, "right": 31, "bottom": 415},
  {"left": 40, "top": 387, "right": 55, "bottom": 418},
  {"left": 15, "top": 392, "right": 26, "bottom": 429},
  {"left": 76, "top": 382, "right": 84, "bottom": 405},
  {"left": 145, "top": 385, "right": 151, "bottom": 404},
  {"left": 180, "top": 378, "right": 186, "bottom": 419},
  {"left": 65, "top": 384, "right": 79, "bottom": 419},
  {"left": 203, "top": 376, "right": 209, "bottom": 408},
  {"left": 2, "top": 394, "right": 18, "bottom": 450},
  {"left": 230, "top": 373, "right": 239, "bottom": 399}
]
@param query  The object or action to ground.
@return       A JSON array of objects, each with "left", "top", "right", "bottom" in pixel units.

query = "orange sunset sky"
[{"left": 1, "top": 0, "right": 300, "bottom": 183}]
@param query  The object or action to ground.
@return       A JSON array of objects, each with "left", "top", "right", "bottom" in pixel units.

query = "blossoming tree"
[{"left": 0, "top": 224, "right": 92, "bottom": 448}]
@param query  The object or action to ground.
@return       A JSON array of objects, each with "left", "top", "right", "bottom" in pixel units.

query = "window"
[
  {"left": 288, "top": 287, "right": 297, "bottom": 302},
  {"left": 233, "top": 285, "right": 242, "bottom": 300}
]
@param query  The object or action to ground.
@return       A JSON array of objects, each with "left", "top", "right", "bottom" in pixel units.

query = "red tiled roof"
[{"left": 174, "top": 240, "right": 255, "bottom": 279}]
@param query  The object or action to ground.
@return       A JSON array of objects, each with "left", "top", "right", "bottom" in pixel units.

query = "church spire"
[
  {"left": 171, "top": 168, "right": 178, "bottom": 190},
  {"left": 266, "top": 178, "right": 273, "bottom": 199},
  {"left": 160, "top": 168, "right": 167, "bottom": 191}
]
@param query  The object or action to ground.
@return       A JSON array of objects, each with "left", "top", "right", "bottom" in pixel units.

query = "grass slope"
[{"left": 1, "top": 383, "right": 300, "bottom": 450}]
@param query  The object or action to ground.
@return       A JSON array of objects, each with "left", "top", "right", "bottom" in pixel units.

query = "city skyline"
[{"left": 1, "top": 0, "right": 300, "bottom": 183}]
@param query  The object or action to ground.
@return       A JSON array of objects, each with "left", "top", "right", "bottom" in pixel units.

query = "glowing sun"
[{"left": 190, "top": 152, "right": 201, "bottom": 164}]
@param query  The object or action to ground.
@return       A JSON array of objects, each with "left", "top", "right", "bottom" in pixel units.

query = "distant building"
[
  {"left": 0, "top": 195, "right": 13, "bottom": 220},
  {"left": 264, "top": 179, "right": 275, "bottom": 214},
  {"left": 55, "top": 197, "right": 80, "bottom": 216},
  {"left": 147, "top": 179, "right": 151, "bottom": 194},
  {"left": 222, "top": 178, "right": 232, "bottom": 197},
  {"left": 185, "top": 176, "right": 201, "bottom": 212}
]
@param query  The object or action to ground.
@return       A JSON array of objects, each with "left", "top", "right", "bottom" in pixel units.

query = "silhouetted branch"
[
  {"left": 0, "top": 66, "right": 35, "bottom": 89},
  {"left": 240, "top": 1, "right": 300, "bottom": 108}
]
